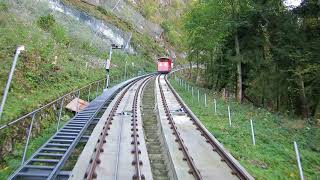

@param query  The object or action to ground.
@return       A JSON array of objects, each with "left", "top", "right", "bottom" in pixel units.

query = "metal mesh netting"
[
  {"left": 83, "top": 0, "right": 164, "bottom": 41},
  {"left": 5, "top": 0, "right": 134, "bottom": 53}
]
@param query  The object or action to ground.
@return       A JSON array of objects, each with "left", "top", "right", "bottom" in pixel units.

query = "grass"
[
  {"left": 169, "top": 75, "right": 320, "bottom": 179},
  {"left": 0, "top": 7, "right": 154, "bottom": 125}
]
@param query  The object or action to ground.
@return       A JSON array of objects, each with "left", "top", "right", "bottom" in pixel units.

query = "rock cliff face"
[
  {"left": 82, "top": 0, "right": 164, "bottom": 41},
  {"left": 49, "top": 0, "right": 134, "bottom": 51}
]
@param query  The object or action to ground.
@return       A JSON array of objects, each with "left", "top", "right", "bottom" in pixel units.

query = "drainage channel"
[{"left": 142, "top": 78, "right": 170, "bottom": 180}]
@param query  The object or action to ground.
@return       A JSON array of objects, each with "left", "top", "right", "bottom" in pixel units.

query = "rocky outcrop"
[{"left": 82, "top": 0, "right": 164, "bottom": 41}]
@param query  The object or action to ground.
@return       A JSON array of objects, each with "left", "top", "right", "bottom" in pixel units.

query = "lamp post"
[
  {"left": 0, "top": 45, "right": 25, "bottom": 121},
  {"left": 105, "top": 47, "right": 112, "bottom": 89},
  {"left": 105, "top": 33, "right": 131, "bottom": 90},
  {"left": 105, "top": 44, "right": 123, "bottom": 90}
]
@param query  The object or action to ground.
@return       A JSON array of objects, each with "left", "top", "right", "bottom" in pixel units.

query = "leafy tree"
[{"left": 184, "top": 0, "right": 320, "bottom": 119}]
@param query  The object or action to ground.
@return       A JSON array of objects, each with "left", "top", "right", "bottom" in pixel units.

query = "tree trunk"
[
  {"left": 235, "top": 34, "right": 243, "bottom": 103},
  {"left": 298, "top": 74, "right": 310, "bottom": 119},
  {"left": 196, "top": 59, "right": 200, "bottom": 84}
]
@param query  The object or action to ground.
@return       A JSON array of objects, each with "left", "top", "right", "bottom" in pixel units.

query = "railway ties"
[
  {"left": 156, "top": 75, "right": 254, "bottom": 180},
  {"left": 71, "top": 76, "right": 153, "bottom": 180},
  {"left": 71, "top": 74, "right": 253, "bottom": 180}
]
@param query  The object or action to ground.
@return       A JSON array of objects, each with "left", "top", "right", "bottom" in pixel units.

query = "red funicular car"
[{"left": 157, "top": 57, "right": 172, "bottom": 74}]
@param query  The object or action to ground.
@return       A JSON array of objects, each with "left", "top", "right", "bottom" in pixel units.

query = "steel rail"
[
  {"left": 84, "top": 75, "right": 151, "bottom": 180},
  {"left": 84, "top": 79, "right": 135, "bottom": 179},
  {"left": 164, "top": 75, "right": 253, "bottom": 180},
  {"left": 131, "top": 76, "right": 152, "bottom": 180},
  {"left": 157, "top": 75, "right": 202, "bottom": 180}
]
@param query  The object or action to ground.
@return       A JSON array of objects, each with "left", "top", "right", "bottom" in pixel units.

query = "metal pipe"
[
  {"left": 0, "top": 46, "right": 25, "bottom": 121},
  {"left": 197, "top": 90, "right": 200, "bottom": 103},
  {"left": 228, "top": 106, "right": 232, "bottom": 127},
  {"left": 250, "top": 119, "right": 256, "bottom": 146},
  {"left": 21, "top": 113, "right": 36, "bottom": 165},
  {"left": 106, "top": 72, "right": 110, "bottom": 89},
  {"left": 294, "top": 141, "right": 304, "bottom": 180}
]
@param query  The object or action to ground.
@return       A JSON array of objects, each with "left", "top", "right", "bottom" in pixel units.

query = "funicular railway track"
[
  {"left": 157, "top": 76, "right": 202, "bottom": 179},
  {"left": 156, "top": 74, "right": 254, "bottom": 180},
  {"left": 9, "top": 72, "right": 254, "bottom": 180},
  {"left": 84, "top": 76, "right": 152, "bottom": 180}
]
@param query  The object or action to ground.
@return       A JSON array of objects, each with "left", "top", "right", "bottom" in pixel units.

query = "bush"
[
  {"left": 0, "top": 2, "right": 8, "bottom": 11},
  {"left": 37, "top": 14, "right": 56, "bottom": 31},
  {"left": 52, "top": 25, "right": 69, "bottom": 45}
]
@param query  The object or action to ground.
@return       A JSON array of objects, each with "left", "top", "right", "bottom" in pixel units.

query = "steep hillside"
[
  {"left": 76, "top": 0, "right": 188, "bottom": 58},
  {"left": 0, "top": 0, "right": 158, "bottom": 125},
  {"left": 128, "top": 0, "right": 188, "bottom": 51}
]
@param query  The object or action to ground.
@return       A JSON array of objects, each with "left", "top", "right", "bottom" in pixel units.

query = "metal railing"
[
  {"left": 0, "top": 78, "right": 104, "bottom": 131},
  {"left": 0, "top": 72, "right": 139, "bottom": 131}
]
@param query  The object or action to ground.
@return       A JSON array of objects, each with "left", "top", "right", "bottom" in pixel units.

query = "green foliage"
[
  {"left": 0, "top": 2, "right": 8, "bottom": 11},
  {"left": 139, "top": 0, "right": 158, "bottom": 19},
  {"left": 37, "top": 14, "right": 56, "bottom": 31},
  {"left": 184, "top": 0, "right": 320, "bottom": 119},
  {"left": 51, "top": 25, "right": 70, "bottom": 45}
]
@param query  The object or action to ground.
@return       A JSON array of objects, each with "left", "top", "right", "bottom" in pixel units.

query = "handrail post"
[
  {"left": 96, "top": 81, "right": 100, "bottom": 98},
  {"left": 22, "top": 113, "right": 36, "bottom": 165},
  {"left": 87, "top": 84, "right": 91, "bottom": 102},
  {"left": 56, "top": 97, "right": 65, "bottom": 132},
  {"left": 77, "top": 90, "right": 81, "bottom": 114}
]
